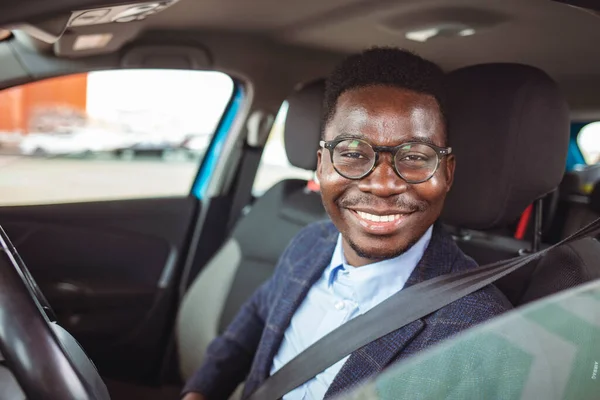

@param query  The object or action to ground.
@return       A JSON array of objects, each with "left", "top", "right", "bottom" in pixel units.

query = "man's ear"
[
  {"left": 445, "top": 155, "right": 456, "bottom": 192},
  {"left": 316, "top": 148, "right": 323, "bottom": 181}
]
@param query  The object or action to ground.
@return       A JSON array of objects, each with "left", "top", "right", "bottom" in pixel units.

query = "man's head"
[{"left": 317, "top": 47, "right": 455, "bottom": 267}]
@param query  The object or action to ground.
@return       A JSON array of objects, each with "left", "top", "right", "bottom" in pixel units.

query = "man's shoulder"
[
  {"left": 271, "top": 219, "right": 337, "bottom": 278},
  {"left": 285, "top": 219, "right": 338, "bottom": 253},
  {"left": 429, "top": 283, "right": 512, "bottom": 330},
  {"left": 406, "top": 283, "right": 512, "bottom": 358},
  {"left": 444, "top": 235, "right": 513, "bottom": 318}
]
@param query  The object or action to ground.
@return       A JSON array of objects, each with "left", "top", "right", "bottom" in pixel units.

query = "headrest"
[
  {"left": 284, "top": 80, "right": 325, "bottom": 170},
  {"left": 442, "top": 63, "right": 570, "bottom": 230}
]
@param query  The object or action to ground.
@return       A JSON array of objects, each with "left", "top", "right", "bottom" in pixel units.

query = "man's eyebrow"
[
  {"left": 333, "top": 133, "right": 367, "bottom": 141},
  {"left": 409, "top": 136, "right": 439, "bottom": 146},
  {"left": 332, "top": 134, "right": 443, "bottom": 147}
]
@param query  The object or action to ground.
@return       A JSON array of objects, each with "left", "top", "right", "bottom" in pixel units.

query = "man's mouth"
[
  {"left": 354, "top": 210, "right": 405, "bottom": 222},
  {"left": 347, "top": 208, "right": 416, "bottom": 234}
]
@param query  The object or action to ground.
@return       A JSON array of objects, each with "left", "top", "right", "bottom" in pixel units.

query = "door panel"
[{"left": 0, "top": 196, "right": 198, "bottom": 383}]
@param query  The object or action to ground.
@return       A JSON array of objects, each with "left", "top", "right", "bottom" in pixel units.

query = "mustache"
[{"left": 337, "top": 195, "right": 428, "bottom": 212}]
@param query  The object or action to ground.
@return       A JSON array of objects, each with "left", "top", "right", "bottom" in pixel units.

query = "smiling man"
[{"left": 182, "top": 48, "right": 512, "bottom": 400}]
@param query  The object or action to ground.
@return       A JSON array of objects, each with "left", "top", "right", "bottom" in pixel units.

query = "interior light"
[
  {"left": 405, "top": 28, "right": 441, "bottom": 43},
  {"left": 459, "top": 28, "right": 476, "bottom": 37},
  {"left": 73, "top": 33, "right": 113, "bottom": 51},
  {"left": 405, "top": 23, "right": 476, "bottom": 42}
]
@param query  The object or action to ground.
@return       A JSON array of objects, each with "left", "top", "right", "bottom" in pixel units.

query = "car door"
[{"left": 0, "top": 68, "right": 240, "bottom": 384}]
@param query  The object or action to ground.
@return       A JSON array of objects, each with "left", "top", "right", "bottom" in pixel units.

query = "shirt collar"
[{"left": 326, "top": 225, "right": 433, "bottom": 291}]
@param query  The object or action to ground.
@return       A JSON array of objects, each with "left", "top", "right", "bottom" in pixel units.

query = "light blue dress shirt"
[{"left": 270, "top": 226, "right": 433, "bottom": 399}]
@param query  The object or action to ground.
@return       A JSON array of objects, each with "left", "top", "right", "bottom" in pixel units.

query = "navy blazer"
[{"left": 183, "top": 220, "right": 512, "bottom": 399}]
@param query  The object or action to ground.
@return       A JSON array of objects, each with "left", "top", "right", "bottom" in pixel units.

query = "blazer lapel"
[
  {"left": 257, "top": 223, "right": 339, "bottom": 381},
  {"left": 325, "top": 223, "right": 459, "bottom": 399}
]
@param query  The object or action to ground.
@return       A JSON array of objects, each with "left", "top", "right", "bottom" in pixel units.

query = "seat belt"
[{"left": 247, "top": 217, "right": 600, "bottom": 400}]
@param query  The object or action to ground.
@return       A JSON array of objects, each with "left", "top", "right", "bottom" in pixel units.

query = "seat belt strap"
[{"left": 247, "top": 217, "right": 600, "bottom": 400}]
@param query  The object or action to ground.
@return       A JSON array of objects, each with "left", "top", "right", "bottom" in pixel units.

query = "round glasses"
[{"left": 320, "top": 138, "right": 452, "bottom": 183}]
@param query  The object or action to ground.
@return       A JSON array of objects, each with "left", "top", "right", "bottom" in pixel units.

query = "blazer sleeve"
[{"left": 181, "top": 276, "right": 274, "bottom": 399}]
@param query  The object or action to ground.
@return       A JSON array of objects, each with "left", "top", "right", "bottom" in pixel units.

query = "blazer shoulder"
[
  {"left": 445, "top": 239, "right": 513, "bottom": 318},
  {"left": 434, "top": 283, "right": 513, "bottom": 329},
  {"left": 284, "top": 219, "right": 338, "bottom": 254},
  {"left": 271, "top": 219, "right": 337, "bottom": 277}
]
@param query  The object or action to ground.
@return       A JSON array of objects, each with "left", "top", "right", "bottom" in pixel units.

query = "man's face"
[{"left": 317, "top": 85, "right": 455, "bottom": 267}]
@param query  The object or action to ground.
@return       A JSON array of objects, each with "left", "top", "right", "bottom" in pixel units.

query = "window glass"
[
  {"left": 0, "top": 69, "right": 234, "bottom": 206},
  {"left": 253, "top": 101, "right": 314, "bottom": 196},
  {"left": 577, "top": 121, "right": 600, "bottom": 164}
]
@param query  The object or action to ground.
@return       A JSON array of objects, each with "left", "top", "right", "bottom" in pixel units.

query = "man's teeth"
[{"left": 356, "top": 211, "right": 404, "bottom": 222}]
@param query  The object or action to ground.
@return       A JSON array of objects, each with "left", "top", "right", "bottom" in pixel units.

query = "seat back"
[
  {"left": 443, "top": 63, "right": 600, "bottom": 305},
  {"left": 175, "top": 81, "right": 327, "bottom": 381}
]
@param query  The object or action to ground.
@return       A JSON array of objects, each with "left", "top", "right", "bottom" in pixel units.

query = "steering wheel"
[{"left": 0, "top": 225, "right": 110, "bottom": 400}]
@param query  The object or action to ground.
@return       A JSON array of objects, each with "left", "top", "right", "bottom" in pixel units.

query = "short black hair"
[{"left": 323, "top": 47, "right": 447, "bottom": 137}]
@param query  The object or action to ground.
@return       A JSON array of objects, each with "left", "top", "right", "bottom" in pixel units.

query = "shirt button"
[
  {"left": 334, "top": 301, "right": 346, "bottom": 310},
  {"left": 341, "top": 270, "right": 349, "bottom": 276}
]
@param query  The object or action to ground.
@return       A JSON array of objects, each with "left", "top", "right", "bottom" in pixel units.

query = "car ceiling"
[
  {"left": 1, "top": 0, "right": 600, "bottom": 114},
  {"left": 150, "top": 0, "right": 596, "bottom": 77},
  {"left": 148, "top": 0, "right": 600, "bottom": 113}
]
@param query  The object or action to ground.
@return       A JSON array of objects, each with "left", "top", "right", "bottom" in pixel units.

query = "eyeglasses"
[{"left": 319, "top": 138, "right": 452, "bottom": 183}]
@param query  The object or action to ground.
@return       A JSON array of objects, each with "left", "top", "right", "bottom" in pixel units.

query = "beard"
[
  {"left": 344, "top": 233, "right": 421, "bottom": 262},
  {"left": 336, "top": 193, "right": 429, "bottom": 261}
]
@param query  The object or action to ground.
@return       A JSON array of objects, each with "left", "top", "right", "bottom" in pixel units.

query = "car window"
[
  {"left": 577, "top": 121, "right": 600, "bottom": 164},
  {"left": 338, "top": 279, "right": 600, "bottom": 400},
  {"left": 0, "top": 69, "right": 234, "bottom": 206},
  {"left": 252, "top": 101, "right": 314, "bottom": 196}
]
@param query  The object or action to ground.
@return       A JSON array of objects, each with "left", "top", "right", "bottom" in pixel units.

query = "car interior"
[{"left": 1, "top": 0, "right": 600, "bottom": 399}]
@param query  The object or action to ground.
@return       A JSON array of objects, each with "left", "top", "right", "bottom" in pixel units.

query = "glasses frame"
[{"left": 319, "top": 138, "right": 453, "bottom": 183}]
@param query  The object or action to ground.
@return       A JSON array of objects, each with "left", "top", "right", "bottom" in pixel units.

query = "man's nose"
[{"left": 357, "top": 154, "right": 409, "bottom": 197}]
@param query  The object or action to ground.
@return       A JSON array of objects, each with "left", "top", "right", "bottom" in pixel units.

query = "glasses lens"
[
  {"left": 395, "top": 143, "right": 439, "bottom": 182},
  {"left": 332, "top": 139, "right": 376, "bottom": 178}
]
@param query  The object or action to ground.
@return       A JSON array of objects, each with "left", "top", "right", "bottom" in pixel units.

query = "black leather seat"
[{"left": 442, "top": 63, "right": 600, "bottom": 305}]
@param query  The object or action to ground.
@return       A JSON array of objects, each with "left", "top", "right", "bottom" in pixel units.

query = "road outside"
[
  {"left": 0, "top": 154, "right": 198, "bottom": 205},
  {"left": 0, "top": 153, "right": 312, "bottom": 206}
]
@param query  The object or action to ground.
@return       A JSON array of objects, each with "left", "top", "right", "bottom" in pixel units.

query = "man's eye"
[
  {"left": 400, "top": 154, "right": 428, "bottom": 162},
  {"left": 340, "top": 151, "right": 367, "bottom": 159}
]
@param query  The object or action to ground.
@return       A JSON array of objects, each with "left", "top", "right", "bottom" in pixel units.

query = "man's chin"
[{"left": 346, "top": 236, "right": 414, "bottom": 262}]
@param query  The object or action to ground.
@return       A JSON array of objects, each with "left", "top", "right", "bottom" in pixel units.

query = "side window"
[
  {"left": 252, "top": 101, "right": 314, "bottom": 196},
  {"left": 0, "top": 69, "right": 234, "bottom": 206},
  {"left": 577, "top": 121, "right": 600, "bottom": 164}
]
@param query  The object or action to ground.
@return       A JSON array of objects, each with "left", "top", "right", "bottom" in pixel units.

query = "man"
[{"left": 182, "top": 47, "right": 512, "bottom": 400}]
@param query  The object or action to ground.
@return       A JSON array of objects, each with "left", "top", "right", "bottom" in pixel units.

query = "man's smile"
[{"left": 346, "top": 208, "right": 416, "bottom": 235}]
